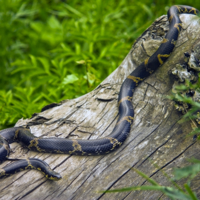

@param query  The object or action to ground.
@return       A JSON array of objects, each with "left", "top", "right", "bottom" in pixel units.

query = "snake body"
[{"left": 0, "top": 5, "right": 199, "bottom": 180}]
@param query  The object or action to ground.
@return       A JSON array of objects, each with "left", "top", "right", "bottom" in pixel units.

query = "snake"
[{"left": 0, "top": 5, "right": 199, "bottom": 181}]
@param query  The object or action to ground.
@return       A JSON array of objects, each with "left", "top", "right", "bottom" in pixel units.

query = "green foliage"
[
  {"left": 169, "top": 78, "right": 200, "bottom": 138},
  {"left": 0, "top": 0, "right": 150, "bottom": 128},
  {"left": 103, "top": 162, "right": 200, "bottom": 200},
  {"left": 0, "top": 0, "right": 200, "bottom": 130}
]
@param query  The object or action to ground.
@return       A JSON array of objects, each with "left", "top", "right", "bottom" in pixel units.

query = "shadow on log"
[{"left": 0, "top": 13, "right": 200, "bottom": 200}]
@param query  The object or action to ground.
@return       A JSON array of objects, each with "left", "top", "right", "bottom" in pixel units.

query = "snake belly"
[{"left": 0, "top": 5, "right": 199, "bottom": 180}]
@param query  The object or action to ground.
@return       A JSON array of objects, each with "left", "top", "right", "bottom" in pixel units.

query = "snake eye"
[{"left": 48, "top": 173, "right": 62, "bottom": 181}]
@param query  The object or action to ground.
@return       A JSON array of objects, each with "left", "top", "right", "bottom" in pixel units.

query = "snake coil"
[{"left": 0, "top": 5, "right": 199, "bottom": 180}]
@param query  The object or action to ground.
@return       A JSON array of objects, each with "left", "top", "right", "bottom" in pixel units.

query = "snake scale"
[{"left": 0, "top": 5, "right": 199, "bottom": 181}]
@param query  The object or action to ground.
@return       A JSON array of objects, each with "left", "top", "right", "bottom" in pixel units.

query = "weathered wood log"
[{"left": 0, "top": 13, "right": 200, "bottom": 200}]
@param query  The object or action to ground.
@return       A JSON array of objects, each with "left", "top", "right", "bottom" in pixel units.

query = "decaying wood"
[{"left": 1, "top": 14, "right": 200, "bottom": 200}]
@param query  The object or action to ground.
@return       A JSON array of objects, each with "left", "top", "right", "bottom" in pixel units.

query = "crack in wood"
[
  {"left": 96, "top": 160, "right": 141, "bottom": 200},
  {"left": 19, "top": 180, "right": 47, "bottom": 200},
  {"left": 56, "top": 169, "right": 86, "bottom": 198},
  {"left": 140, "top": 141, "right": 197, "bottom": 186}
]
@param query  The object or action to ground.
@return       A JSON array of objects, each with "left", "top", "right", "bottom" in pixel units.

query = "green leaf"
[
  {"left": 30, "top": 21, "right": 43, "bottom": 33},
  {"left": 174, "top": 164, "right": 200, "bottom": 180},
  {"left": 87, "top": 72, "right": 96, "bottom": 85},
  {"left": 48, "top": 16, "right": 62, "bottom": 29},
  {"left": 38, "top": 57, "right": 50, "bottom": 74},
  {"left": 62, "top": 74, "right": 79, "bottom": 85},
  {"left": 102, "top": 185, "right": 191, "bottom": 200},
  {"left": 184, "top": 184, "right": 198, "bottom": 200},
  {"left": 64, "top": 4, "right": 84, "bottom": 17},
  {"left": 76, "top": 60, "right": 86, "bottom": 64}
]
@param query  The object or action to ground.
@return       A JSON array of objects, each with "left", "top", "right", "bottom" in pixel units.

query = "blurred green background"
[{"left": 0, "top": 0, "right": 200, "bottom": 129}]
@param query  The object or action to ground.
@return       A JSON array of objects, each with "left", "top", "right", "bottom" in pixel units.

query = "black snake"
[{"left": 0, "top": 5, "right": 199, "bottom": 181}]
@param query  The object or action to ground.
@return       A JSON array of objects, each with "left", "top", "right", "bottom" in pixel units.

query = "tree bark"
[{"left": 0, "top": 13, "right": 200, "bottom": 200}]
